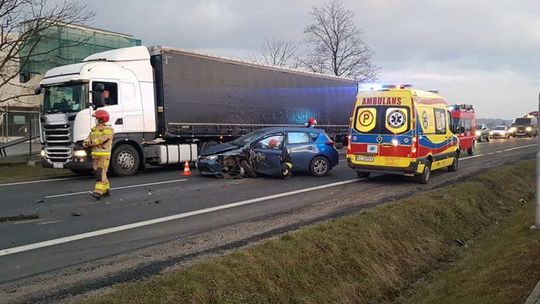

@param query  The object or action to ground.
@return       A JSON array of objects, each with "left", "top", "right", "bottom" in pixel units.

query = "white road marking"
[
  {"left": 44, "top": 179, "right": 188, "bottom": 199},
  {"left": 0, "top": 176, "right": 87, "bottom": 188},
  {"left": 37, "top": 220, "right": 62, "bottom": 225},
  {"left": 0, "top": 179, "right": 361, "bottom": 257},
  {"left": 502, "top": 144, "right": 537, "bottom": 152},
  {"left": 0, "top": 143, "right": 535, "bottom": 257}
]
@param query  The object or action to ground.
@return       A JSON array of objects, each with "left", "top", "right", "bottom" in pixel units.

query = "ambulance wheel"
[
  {"left": 310, "top": 156, "right": 330, "bottom": 177},
  {"left": 111, "top": 144, "right": 140, "bottom": 176},
  {"left": 356, "top": 171, "right": 370, "bottom": 178},
  {"left": 416, "top": 160, "right": 431, "bottom": 184},
  {"left": 447, "top": 152, "right": 459, "bottom": 172}
]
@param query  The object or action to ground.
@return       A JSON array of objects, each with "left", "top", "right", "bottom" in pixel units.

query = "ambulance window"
[{"left": 434, "top": 108, "right": 447, "bottom": 134}]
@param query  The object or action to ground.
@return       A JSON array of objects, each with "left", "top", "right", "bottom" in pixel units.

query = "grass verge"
[
  {"left": 83, "top": 160, "right": 537, "bottom": 304},
  {"left": 396, "top": 198, "right": 540, "bottom": 304},
  {"left": 0, "top": 163, "right": 73, "bottom": 183}
]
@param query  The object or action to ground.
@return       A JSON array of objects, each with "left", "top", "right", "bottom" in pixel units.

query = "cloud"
[{"left": 81, "top": 0, "right": 538, "bottom": 119}]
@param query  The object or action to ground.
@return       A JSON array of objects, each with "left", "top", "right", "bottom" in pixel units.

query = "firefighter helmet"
[{"left": 94, "top": 110, "right": 110, "bottom": 123}]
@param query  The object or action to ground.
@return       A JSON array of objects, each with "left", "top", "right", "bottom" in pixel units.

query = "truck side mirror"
[
  {"left": 91, "top": 84, "right": 105, "bottom": 109},
  {"left": 34, "top": 86, "right": 43, "bottom": 95}
]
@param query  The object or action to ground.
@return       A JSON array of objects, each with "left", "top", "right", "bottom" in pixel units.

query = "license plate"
[
  {"left": 356, "top": 155, "right": 374, "bottom": 162},
  {"left": 52, "top": 162, "right": 63, "bottom": 169}
]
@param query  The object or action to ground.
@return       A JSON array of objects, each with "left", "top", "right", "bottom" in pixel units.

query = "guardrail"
[{"left": 0, "top": 135, "right": 40, "bottom": 157}]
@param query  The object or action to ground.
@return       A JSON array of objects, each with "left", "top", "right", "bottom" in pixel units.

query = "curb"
[{"left": 525, "top": 281, "right": 540, "bottom": 304}]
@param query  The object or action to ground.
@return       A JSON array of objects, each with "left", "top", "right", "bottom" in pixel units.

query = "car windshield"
[
  {"left": 494, "top": 126, "right": 506, "bottom": 130},
  {"left": 230, "top": 130, "right": 268, "bottom": 146},
  {"left": 43, "top": 83, "right": 88, "bottom": 114}
]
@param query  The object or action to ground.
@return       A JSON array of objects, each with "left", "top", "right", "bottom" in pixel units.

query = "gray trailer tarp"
[{"left": 151, "top": 47, "right": 358, "bottom": 139}]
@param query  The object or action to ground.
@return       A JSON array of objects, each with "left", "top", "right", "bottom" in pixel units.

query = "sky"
[{"left": 82, "top": 0, "right": 539, "bottom": 119}]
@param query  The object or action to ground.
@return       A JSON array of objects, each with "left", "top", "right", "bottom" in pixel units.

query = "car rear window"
[
  {"left": 287, "top": 132, "right": 311, "bottom": 144},
  {"left": 354, "top": 106, "right": 411, "bottom": 135}
]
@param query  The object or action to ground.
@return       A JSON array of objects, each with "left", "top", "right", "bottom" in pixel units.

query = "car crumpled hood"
[{"left": 200, "top": 143, "right": 242, "bottom": 156}]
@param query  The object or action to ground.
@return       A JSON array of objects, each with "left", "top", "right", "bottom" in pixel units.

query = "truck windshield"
[
  {"left": 43, "top": 83, "right": 88, "bottom": 114},
  {"left": 514, "top": 118, "right": 531, "bottom": 126}
]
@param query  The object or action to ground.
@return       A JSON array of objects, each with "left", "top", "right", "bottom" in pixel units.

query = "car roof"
[{"left": 258, "top": 127, "right": 326, "bottom": 133}]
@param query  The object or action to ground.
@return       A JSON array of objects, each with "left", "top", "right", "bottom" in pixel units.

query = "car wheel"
[
  {"left": 310, "top": 156, "right": 330, "bottom": 177},
  {"left": 356, "top": 171, "right": 370, "bottom": 178},
  {"left": 447, "top": 152, "right": 459, "bottom": 172},
  {"left": 111, "top": 144, "right": 140, "bottom": 176},
  {"left": 416, "top": 160, "right": 431, "bottom": 184}
]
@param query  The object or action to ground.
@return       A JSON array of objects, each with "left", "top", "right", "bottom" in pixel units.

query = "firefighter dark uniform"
[{"left": 83, "top": 110, "right": 114, "bottom": 199}]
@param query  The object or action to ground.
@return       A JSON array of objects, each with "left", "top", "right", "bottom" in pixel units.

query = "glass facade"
[{"left": 20, "top": 23, "right": 142, "bottom": 77}]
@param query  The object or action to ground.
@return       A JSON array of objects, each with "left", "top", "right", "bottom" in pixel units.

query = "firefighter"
[
  {"left": 307, "top": 117, "right": 317, "bottom": 128},
  {"left": 83, "top": 110, "right": 114, "bottom": 199},
  {"left": 268, "top": 138, "right": 293, "bottom": 178}
]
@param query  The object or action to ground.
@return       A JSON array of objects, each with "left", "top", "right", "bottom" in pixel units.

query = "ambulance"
[{"left": 346, "top": 85, "right": 460, "bottom": 184}]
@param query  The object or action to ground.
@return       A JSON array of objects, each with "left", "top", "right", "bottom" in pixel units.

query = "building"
[{"left": 0, "top": 22, "right": 141, "bottom": 140}]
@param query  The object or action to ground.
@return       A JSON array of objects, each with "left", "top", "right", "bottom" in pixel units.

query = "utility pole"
[{"left": 535, "top": 91, "right": 540, "bottom": 229}]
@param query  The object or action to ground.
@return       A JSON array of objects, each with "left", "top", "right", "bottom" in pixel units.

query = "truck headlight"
[
  {"left": 40, "top": 150, "right": 45, "bottom": 157},
  {"left": 475, "top": 130, "right": 482, "bottom": 136},
  {"left": 73, "top": 150, "right": 87, "bottom": 158},
  {"left": 489, "top": 131, "right": 494, "bottom": 135},
  {"left": 509, "top": 127, "right": 516, "bottom": 132},
  {"left": 526, "top": 127, "right": 532, "bottom": 132}
]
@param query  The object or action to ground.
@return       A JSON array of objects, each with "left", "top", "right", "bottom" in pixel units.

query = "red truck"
[{"left": 450, "top": 104, "right": 477, "bottom": 156}]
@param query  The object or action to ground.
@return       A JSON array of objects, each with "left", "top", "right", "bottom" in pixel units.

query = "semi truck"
[{"left": 37, "top": 46, "right": 358, "bottom": 176}]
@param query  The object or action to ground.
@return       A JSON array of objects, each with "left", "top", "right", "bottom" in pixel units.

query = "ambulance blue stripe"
[
  {"left": 418, "top": 137, "right": 449, "bottom": 149},
  {"left": 351, "top": 130, "right": 414, "bottom": 145}
]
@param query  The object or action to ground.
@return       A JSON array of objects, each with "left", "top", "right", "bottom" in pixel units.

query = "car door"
[
  {"left": 252, "top": 133, "right": 285, "bottom": 176},
  {"left": 286, "top": 131, "right": 316, "bottom": 170}
]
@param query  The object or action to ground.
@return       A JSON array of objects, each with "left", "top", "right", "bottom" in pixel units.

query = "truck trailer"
[{"left": 37, "top": 46, "right": 358, "bottom": 176}]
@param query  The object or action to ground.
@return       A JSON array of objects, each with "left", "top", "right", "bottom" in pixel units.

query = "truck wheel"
[
  {"left": 356, "top": 171, "right": 370, "bottom": 178},
  {"left": 416, "top": 160, "right": 431, "bottom": 184},
  {"left": 111, "top": 144, "right": 140, "bottom": 176},
  {"left": 70, "top": 169, "right": 93, "bottom": 176},
  {"left": 486, "top": 135, "right": 490, "bottom": 142},
  {"left": 447, "top": 152, "right": 459, "bottom": 172},
  {"left": 310, "top": 156, "right": 330, "bottom": 177},
  {"left": 467, "top": 143, "right": 475, "bottom": 156}
]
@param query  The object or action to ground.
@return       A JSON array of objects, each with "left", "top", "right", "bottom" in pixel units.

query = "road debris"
[
  {"left": 0, "top": 213, "right": 39, "bottom": 223},
  {"left": 71, "top": 212, "right": 82, "bottom": 217}
]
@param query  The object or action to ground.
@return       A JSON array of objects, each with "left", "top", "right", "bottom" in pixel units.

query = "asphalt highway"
[{"left": 0, "top": 137, "right": 536, "bottom": 300}]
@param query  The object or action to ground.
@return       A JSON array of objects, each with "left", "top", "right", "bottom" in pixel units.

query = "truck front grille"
[
  {"left": 43, "top": 124, "right": 72, "bottom": 163},
  {"left": 44, "top": 148, "right": 72, "bottom": 163}
]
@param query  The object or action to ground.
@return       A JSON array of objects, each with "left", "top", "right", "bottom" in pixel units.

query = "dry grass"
[
  {"left": 83, "top": 160, "right": 536, "bottom": 304},
  {"left": 0, "top": 163, "right": 72, "bottom": 183}
]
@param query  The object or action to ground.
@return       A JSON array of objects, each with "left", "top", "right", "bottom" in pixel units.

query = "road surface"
[{"left": 0, "top": 137, "right": 536, "bottom": 303}]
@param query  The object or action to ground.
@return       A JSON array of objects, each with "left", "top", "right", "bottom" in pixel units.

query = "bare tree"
[
  {"left": 254, "top": 36, "right": 299, "bottom": 68},
  {"left": 303, "top": 0, "right": 378, "bottom": 81},
  {"left": 0, "top": 0, "right": 94, "bottom": 104}
]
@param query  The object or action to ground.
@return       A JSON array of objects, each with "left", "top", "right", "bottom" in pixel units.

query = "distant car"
[
  {"left": 475, "top": 124, "right": 490, "bottom": 142},
  {"left": 490, "top": 125, "right": 509, "bottom": 139},
  {"left": 198, "top": 127, "right": 340, "bottom": 177}
]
